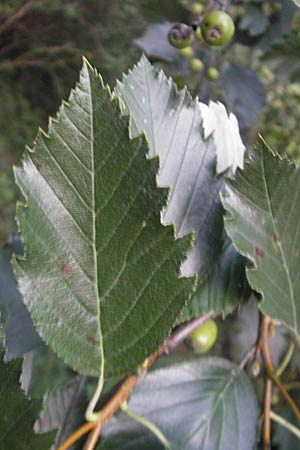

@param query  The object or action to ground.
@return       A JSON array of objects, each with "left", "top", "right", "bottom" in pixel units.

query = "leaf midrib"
[
  {"left": 260, "top": 150, "right": 297, "bottom": 331},
  {"left": 86, "top": 67, "right": 105, "bottom": 385}
]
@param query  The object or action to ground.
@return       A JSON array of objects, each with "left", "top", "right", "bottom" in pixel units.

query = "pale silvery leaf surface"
[
  {"left": 199, "top": 101, "right": 246, "bottom": 175},
  {"left": 117, "top": 56, "right": 224, "bottom": 280}
]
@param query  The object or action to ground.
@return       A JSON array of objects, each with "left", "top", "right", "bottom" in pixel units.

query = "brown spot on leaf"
[
  {"left": 87, "top": 336, "right": 96, "bottom": 345},
  {"left": 61, "top": 263, "right": 72, "bottom": 274},
  {"left": 33, "top": 161, "right": 42, "bottom": 171},
  {"left": 255, "top": 246, "right": 265, "bottom": 258},
  {"left": 272, "top": 234, "right": 279, "bottom": 243}
]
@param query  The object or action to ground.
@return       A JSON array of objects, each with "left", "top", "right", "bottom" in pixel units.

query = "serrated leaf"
[
  {"left": 117, "top": 55, "right": 224, "bottom": 280},
  {"left": 199, "top": 101, "right": 246, "bottom": 175},
  {"left": 222, "top": 139, "right": 300, "bottom": 336},
  {"left": 181, "top": 240, "right": 251, "bottom": 320},
  {"left": 0, "top": 236, "right": 42, "bottom": 359},
  {"left": 0, "top": 353, "right": 55, "bottom": 450},
  {"left": 99, "top": 357, "right": 259, "bottom": 450},
  {"left": 14, "top": 59, "right": 194, "bottom": 380},
  {"left": 35, "top": 376, "right": 87, "bottom": 450}
]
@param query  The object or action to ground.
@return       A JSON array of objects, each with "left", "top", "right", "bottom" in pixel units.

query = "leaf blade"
[
  {"left": 15, "top": 60, "right": 195, "bottom": 379},
  {"left": 222, "top": 139, "right": 300, "bottom": 334},
  {"left": 99, "top": 357, "right": 259, "bottom": 450}
]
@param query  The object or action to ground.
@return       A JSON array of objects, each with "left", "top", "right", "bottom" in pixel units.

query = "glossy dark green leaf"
[
  {"left": 0, "top": 236, "right": 42, "bottom": 359},
  {"left": 222, "top": 139, "right": 300, "bottom": 336},
  {"left": 117, "top": 55, "right": 224, "bottom": 280},
  {"left": 221, "top": 63, "right": 265, "bottom": 128},
  {"left": 99, "top": 357, "right": 259, "bottom": 450},
  {"left": 0, "top": 354, "right": 55, "bottom": 450},
  {"left": 14, "top": 59, "right": 194, "bottom": 379},
  {"left": 181, "top": 240, "right": 251, "bottom": 320}
]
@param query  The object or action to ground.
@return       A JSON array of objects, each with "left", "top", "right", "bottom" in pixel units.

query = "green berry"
[
  {"left": 206, "top": 67, "right": 219, "bottom": 80},
  {"left": 189, "top": 58, "right": 204, "bottom": 72},
  {"left": 178, "top": 46, "right": 194, "bottom": 58},
  {"left": 168, "top": 23, "right": 194, "bottom": 49},
  {"left": 194, "top": 26, "right": 203, "bottom": 41},
  {"left": 188, "top": 319, "right": 217, "bottom": 353},
  {"left": 271, "top": 392, "right": 280, "bottom": 406},
  {"left": 188, "top": 3, "right": 204, "bottom": 15},
  {"left": 201, "top": 10, "right": 235, "bottom": 46}
]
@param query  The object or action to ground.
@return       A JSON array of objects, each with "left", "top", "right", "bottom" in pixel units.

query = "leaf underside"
[
  {"left": 99, "top": 357, "right": 259, "bottom": 450},
  {"left": 222, "top": 139, "right": 300, "bottom": 336},
  {"left": 117, "top": 55, "right": 224, "bottom": 281},
  {"left": 14, "top": 59, "right": 195, "bottom": 379}
]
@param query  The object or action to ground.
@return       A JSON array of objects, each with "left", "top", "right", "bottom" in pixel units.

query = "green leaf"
[
  {"left": 14, "top": 59, "right": 194, "bottom": 379},
  {"left": 22, "top": 345, "right": 74, "bottom": 399},
  {"left": 0, "top": 354, "right": 55, "bottom": 450},
  {"left": 181, "top": 240, "right": 251, "bottom": 320},
  {"left": 0, "top": 236, "right": 42, "bottom": 359},
  {"left": 117, "top": 55, "right": 224, "bottom": 280},
  {"left": 99, "top": 357, "right": 259, "bottom": 450},
  {"left": 222, "top": 139, "right": 300, "bottom": 336},
  {"left": 35, "top": 376, "right": 87, "bottom": 450}
]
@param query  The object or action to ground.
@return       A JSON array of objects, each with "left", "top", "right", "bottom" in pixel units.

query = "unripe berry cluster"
[{"left": 168, "top": 3, "right": 235, "bottom": 82}]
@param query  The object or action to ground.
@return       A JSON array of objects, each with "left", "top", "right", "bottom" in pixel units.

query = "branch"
[
  {"left": 0, "top": 1, "right": 34, "bottom": 36},
  {"left": 270, "top": 410, "right": 300, "bottom": 440},
  {"left": 263, "top": 378, "right": 272, "bottom": 450},
  {"left": 260, "top": 316, "right": 300, "bottom": 424},
  {"left": 56, "top": 311, "right": 214, "bottom": 450}
]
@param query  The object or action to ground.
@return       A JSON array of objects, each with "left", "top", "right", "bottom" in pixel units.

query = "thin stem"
[
  {"left": 57, "top": 311, "right": 214, "bottom": 450},
  {"left": 85, "top": 376, "right": 104, "bottom": 422},
  {"left": 120, "top": 401, "right": 171, "bottom": 449},
  {"left": 239, "top": 346, "right": 255, "bottom": 369},
  {"left": 83, "top": 421, "right": 102, "bottom": 450},
  {"left": 260, "top": 316, "right": 300, "bottom": 424},
  {"left": 263, "top": 378, "right": 272, "bottom": 450},
  {"left": 270, "top": 410, "right": 300, "bottom": 440},
  {"left": 269, "top": 373, "right": 300, "bottom": 423},
  {"left": 56, "top": 422, "right": 95, "bottom": 450},
  {"left": 276, "top": 341, "right": 295, "bottom": 377}
]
